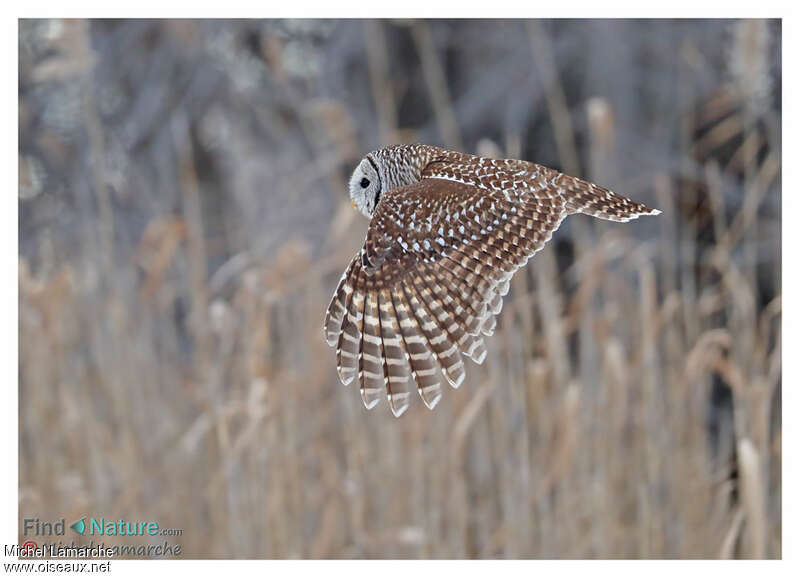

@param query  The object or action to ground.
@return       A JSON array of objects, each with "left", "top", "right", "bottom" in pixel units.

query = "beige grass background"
[{"left": 19, "top": 19, "right": 780, "bottom": 558}]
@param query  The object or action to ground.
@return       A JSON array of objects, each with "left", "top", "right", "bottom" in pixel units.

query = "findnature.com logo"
[{"left": 23, "top": 517, "right": 183, "bottom": 537}]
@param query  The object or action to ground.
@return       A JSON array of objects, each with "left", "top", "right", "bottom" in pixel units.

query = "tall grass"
[{"left": 19, "top": 19, "right": 780, "bottom": 558}]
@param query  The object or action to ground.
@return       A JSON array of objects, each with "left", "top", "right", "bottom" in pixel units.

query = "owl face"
[{"left": 348, "top": 157, "right": 382, "bottom": 218}]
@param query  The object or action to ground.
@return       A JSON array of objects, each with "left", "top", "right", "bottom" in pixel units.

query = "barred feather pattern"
[{"left": 324, "top": 144, "right": 660, "bottom": 416}]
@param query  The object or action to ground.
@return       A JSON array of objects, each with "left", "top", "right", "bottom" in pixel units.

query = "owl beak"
[{"left": 350, "top": 198, "right": 357, "bottom": 211}]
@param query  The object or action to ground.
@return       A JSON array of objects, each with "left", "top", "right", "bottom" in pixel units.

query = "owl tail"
[{"left": 557, "top": 173, "right": 661, "bottom": 222}]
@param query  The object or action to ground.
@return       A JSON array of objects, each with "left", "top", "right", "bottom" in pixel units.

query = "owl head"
[
  {"left": 348, "top": 156, "right": 382, "bottom": 218},
  {"left": 348, "top": 145, "right": 441, "bottom": 218}
]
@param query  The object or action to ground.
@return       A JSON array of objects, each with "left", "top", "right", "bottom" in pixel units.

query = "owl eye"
[{"left": 360, "top": 178, "right": 370, "bottom": 189}]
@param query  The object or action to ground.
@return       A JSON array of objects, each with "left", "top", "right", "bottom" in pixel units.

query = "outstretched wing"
[
  {"left": 324, "top": 156, "right": 659, "bottom": 416},
  {"left": 323, "top": 174, "right": 570, "bottom": 416}
]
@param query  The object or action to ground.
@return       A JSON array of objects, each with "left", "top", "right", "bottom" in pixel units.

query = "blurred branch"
[
  {"left": 172, "top": 112, "right": 212, "bottom": 371},
  {"left": 79, "top": 21, "right": 115, "bottom": 274},
  {"left": 364, "top": 20, "right": 398, "bottom": 145},
  {"left": 527, "top": 21, "right": 580, "bottom": 175},
  {"left": 411, "top": 21, "right": 463, "bottom": 151}
]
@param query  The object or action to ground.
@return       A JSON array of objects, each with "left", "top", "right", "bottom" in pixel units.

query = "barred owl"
[{"left": 324, "top": 144, "right": 659, "bottom": 416}]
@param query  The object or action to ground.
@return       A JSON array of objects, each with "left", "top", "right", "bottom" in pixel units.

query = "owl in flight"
[{"left": 324, "top": 144, "right": 659, "bottom": 417}]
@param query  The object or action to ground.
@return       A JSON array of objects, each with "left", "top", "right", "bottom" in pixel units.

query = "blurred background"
[{"left": 19, "top": 19, "right": 781, "bottom": 558}]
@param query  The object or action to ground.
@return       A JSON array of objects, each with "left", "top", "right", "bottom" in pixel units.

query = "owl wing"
[
  {"left": 324, "top": 156, "right": 658, "bottom": 416},
  {"left": 323, "top": 173, "right": 571, "bottom": 416}
]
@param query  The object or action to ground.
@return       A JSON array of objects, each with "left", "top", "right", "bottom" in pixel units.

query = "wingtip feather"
[{"left": 422, "top": 392, "right": 442, "bottom": 410}]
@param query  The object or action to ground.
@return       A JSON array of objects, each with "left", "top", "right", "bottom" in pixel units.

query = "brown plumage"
[{"left": 324, "top": 144, "right": 660, "bottom": 416}]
